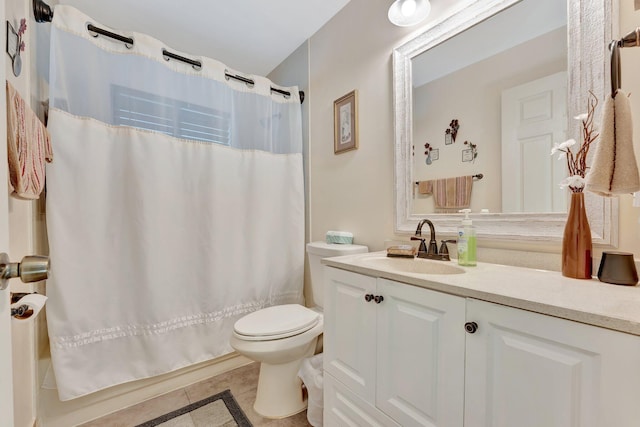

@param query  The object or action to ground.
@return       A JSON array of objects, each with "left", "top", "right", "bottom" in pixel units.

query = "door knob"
[
  {"left": 374, "top": 295, "right": 384, "bottom": 304},
  {"left": 364, "top": 294, "right": 374, "bottom": 302},
  {"left": 0, "top": 253, "right": 50, "bottom": 290}
]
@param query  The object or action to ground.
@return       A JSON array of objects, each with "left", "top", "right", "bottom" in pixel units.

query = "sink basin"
[{"left": 361, "top": 256, "right": 465, "bottom": 275}]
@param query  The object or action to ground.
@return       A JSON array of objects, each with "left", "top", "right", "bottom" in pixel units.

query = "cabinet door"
[
  {"left": 325, "top": 373, "right": 401, "bottom": 427},
  {"left": 465, "top": 299, "right": 640, "bottom": 427},
  {"left": 376, "top": 279, "right": 466, "bottom": 427},
  {"left": 324, "top": 267, "right": 377, "bottom": 402}
]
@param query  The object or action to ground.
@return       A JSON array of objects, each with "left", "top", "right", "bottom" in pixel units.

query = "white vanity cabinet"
[
  {"left": 323, "top": 267, "right": 466, "bottom": 427},
  {"left": 323, "top": 266, "right": 640, "bottom": 427},
  {"left": 464, "top": 298, "right": 640, "bottom": 427}
]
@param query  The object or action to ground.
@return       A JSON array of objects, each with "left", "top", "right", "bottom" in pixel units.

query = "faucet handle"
[
  {"left": 439, "top": 240, "right": 456, "bottom": 256},
  {"left": 410, "top": 236, "right": 428, "bottom": 253}
]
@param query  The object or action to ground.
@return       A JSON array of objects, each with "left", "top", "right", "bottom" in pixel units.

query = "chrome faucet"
[{"left": 412, "top": 219, "right": 451, "bottom": 261}]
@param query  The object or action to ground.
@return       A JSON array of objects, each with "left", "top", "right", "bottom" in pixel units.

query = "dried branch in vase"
[{"left": 551, "top": 91, "right": 599, "bottom": 192}]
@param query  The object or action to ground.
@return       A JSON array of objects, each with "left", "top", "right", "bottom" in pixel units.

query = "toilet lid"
[{"left": 234, "top": 304, "right": 320, "bottom": 340}]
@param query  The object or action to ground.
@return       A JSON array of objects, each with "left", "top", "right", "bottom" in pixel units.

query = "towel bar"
[
  {"left": 610, "top": 27, "right": 640, "bottom": 97},
  {"left": 415, "top": 173, "right": 483, "bottom": 185},
  {"left": 618, "top": 27, "right": 640, "bottom": 48}
]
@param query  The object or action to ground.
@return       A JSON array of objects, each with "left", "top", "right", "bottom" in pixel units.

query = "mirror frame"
[{"left": 393, "top": 0, "right": 619, "bottom": 245}]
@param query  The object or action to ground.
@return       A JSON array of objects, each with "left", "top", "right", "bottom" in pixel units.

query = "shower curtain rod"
[{"left": 32, "top": 0, "right": 305, "bottom": 104}]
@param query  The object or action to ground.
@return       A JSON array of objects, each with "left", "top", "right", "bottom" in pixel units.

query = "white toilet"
[{"left": 230, "top": 241, "right": 368, "bottom": 418}]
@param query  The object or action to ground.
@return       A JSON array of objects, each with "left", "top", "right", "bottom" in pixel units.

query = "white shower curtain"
[{"left": 45, "top": 6, "right": 304, "bottom": 400}]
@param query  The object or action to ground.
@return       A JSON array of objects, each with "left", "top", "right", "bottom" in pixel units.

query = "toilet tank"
[{"left": 306, "top": 241, "right": 368, "bottom": 309}]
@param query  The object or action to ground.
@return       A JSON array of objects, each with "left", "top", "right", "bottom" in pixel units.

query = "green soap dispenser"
[{"left": 457, "top": 209, "right": 477, "bottom": 266}]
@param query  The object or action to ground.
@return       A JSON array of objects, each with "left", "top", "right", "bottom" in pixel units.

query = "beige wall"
[
  {"left": 308, "top": 0, "right": 640, "bottom": 266},
  {"left": 309, "top": 0, "right": 414, "bottom": 251}
]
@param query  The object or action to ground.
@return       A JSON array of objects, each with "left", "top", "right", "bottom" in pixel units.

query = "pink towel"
[
  {"left": 417, "top": 180, "right": 432, "bottom": 194},
  {"left": 417, "top": 176, "right": 473, "bottom": 212},
  {"left": 6, "top": 81, "right": 52, "bottom": 199}
]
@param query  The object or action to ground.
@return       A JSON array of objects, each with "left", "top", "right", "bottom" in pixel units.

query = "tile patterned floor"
[{"left": 79, "top": 362, "right": 312, "bottom": 427}]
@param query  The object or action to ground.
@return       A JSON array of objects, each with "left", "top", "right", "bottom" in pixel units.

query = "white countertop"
[{"left": 323, "top": 251, "right": 640, "bottom": 336}]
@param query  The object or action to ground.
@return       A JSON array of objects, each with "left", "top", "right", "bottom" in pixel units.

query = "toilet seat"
[{"left": 234, "top": 304, "right": 320, "bottom": 341}]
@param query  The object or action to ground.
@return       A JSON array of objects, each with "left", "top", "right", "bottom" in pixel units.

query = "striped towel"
[
  {"left": 6, "top": 81, "right": 53, "bottom": 199},
  {"left": 417, "top": 176, "right": 473, "bottom": 213}
]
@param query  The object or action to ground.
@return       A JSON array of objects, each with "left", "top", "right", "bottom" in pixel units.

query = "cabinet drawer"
[{"left": 325, "top": 373, "right": 400, "bottom": 427}]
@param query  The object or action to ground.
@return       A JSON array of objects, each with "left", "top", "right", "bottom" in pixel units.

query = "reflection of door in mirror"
[
  {"left": 410, "top": 0, "right": 567, "bottom": 215},
  {"left": 502, "top": 72, "right": 567, "bottom": 213}
]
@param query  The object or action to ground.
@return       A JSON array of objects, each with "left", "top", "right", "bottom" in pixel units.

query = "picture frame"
[
  {"left": 431, "top": 148, "right": 439, "bottom": 161},
  {"left": 445, "top": 132, "right": 453, "bottom": 145},
  {"left": 462, "top": 148, "right": 473, "bottom": 162},
  {"left": 334, "top": 90, "right": 358, "bottom": 154}
]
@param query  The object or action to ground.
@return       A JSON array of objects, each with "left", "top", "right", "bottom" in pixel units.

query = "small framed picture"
[
  {"left": 334, "top": 90, "right": 358, "bottom": 154},
  {"left": 6, "top": 22, "right": 18, "bottom": 59},
  {"left": 445, "top": 132, "right": 453, "bottom": 145},
  {"left": 462, "top": 148, "right": 473, "bottom": 162},
  {"left": 431, "top": 148, "right": 439, "bottom": 161}
]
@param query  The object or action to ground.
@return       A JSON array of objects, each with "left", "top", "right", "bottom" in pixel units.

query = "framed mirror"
[{"left": 393, "top": 0, "right": 618, "bottom": 245}]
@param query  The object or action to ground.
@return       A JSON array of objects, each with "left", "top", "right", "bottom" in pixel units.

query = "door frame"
[{"left": 1, "top": 2, "right": 16, "bottom": 425}]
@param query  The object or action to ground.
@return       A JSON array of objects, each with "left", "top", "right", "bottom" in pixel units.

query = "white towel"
[{"left": 586, "top": 91, "right": 640, "bottom": 196}]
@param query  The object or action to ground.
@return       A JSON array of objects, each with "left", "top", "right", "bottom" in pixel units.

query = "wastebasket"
[{"left": 298, "top": 353, "right": 324, "bottom": 426}]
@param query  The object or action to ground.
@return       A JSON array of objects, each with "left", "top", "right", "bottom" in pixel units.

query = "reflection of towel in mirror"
[
  {"left": 417, "top": 176, "right": 473, "bottom": 213},
  {"left": 417, "top": 180, "right": 432, "bottom": 194},
  {"left": 6, "top": 81, "right": 53, "bottom": 199},
  {"left": 585, "top": 91, "right": 640, "bottom": 196}
]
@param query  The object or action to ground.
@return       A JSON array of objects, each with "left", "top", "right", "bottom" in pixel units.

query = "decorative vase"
[{"left": 562, "top": 192, "right": 592, "bottom": 279}]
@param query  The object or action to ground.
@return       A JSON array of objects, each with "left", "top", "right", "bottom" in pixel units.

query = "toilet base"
[{"left": 252, "top": 339, "right": 317, "bottom": 419}]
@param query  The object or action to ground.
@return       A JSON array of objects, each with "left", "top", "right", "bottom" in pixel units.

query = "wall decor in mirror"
[
  {"left": 6, "top": 19, "right": 27, "bottom": 77},
  {"left": 393, "top": 0, "right": 618, "bottom": 244}
]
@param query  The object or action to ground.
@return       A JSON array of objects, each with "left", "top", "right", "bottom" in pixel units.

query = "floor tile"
[
  {"left": 82, "top": 362, "right": 312, "bottom": 427},
  {"left": 79, "top": 388, "right": 190, "bottom": 427},
  {"left": 185, "top": 362, "right": 260, "bottom": 404}
]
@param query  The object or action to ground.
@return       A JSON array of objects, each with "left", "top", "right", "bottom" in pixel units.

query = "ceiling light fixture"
[{"left": 388, "top": 0, "right": 431, "bottom": 27}]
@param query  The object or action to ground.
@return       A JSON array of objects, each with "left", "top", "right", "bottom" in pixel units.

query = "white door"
[
  {"left": 0, "top": 3, "right": 15, "bottom": 425},
  {"left": 324, "top": 267, "right": 377, "bottom": 403},
  {"left": 376, "top": 279, "right": 465, "bottom": 427},
  {"left": 501, "top": 71, "right": 567, "bottom": 213},
  {"left": 464, "top": 299, "right": 640, "bottom": 427}
]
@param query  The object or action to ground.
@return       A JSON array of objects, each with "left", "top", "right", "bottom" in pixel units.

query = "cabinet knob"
[
  {"left": 364, "top": 294, "right": 374, "bottom": 302},
  {"left": 374, "top": 295, "right": 384, "bottom": 304},
  {"left": 464, "top": 322, "right": 478, "bottom": 334}
]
